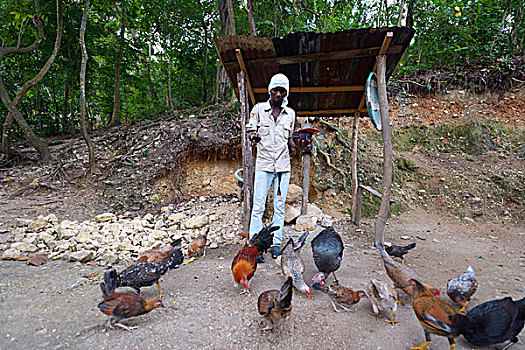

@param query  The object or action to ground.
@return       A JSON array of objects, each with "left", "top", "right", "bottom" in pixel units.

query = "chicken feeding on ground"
[
  {"left": 98, "top": 270, "right": 164, "bottom": 331},
  {"left": 187, "top": 234, "right": 207, "bottom": 257},
  {"left": 386, "top": 242, "right": 416, "bottom": 264},
  {"left": 281, "top": 232, "right": 311, "bottom": 298},
  {"left": 447, "top": 265, "right": 478, "bottom": 313},
  {"left": 312, "top": 279, "right": 367, "bottom": 313},
  {"left": 311, "top": 227, "right": 344, "bottom": 286},
  {"left": 453, "top": 296, "right": 525, "bottom": 350},
  {"left": 376, "top": 241, "right": 440, "bottom": 297},
  {"left": 135, "top": 238, "right": 181, "bottom": 263},
  {"left": 368, "top": 278, "right": 398, "bottom": 324},
  {"left": 231, "top": 225, "right": 278, "bottom": 294},
  {"left": 108, "top": 245, "right": 183, "bottom": 297},
  {"left": 409, "top": 279, "right": 459, "bottom": 350},
  {"left": 257, "top": 277, "right": 293, "bottom": 333}
]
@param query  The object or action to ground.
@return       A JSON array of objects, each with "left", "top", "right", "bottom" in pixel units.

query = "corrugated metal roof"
[{"left": 213, "top": 27, "right": 415, "bottom": 116}]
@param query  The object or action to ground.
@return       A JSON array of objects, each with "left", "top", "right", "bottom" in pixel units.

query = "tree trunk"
[
  {"left": 168, "top": 54, "right": 174, "bottom": 111},
  {"left": 397, "top": 0, "right": 405, "bottom": 27},
  {"left": 146, "top": 27, "right": 159, "bottom": 102},
  {"left": 247, "top": 0, "right": 257, "bottom": 36},
  {"left": 1, "top": 0, "right": 62, "bottom": 162},
  {"left": 489, "top": 0, "right": 512, "bottom": 56},
  {"left": 202, "top": 18, "right": 208, "bottom": 104},
  {"left": 215, "top": 0, "right": 235, "bottom": 103},
  {"left": 61, "top": 81, "right": 69, "bottom": 133},
  {"left": 225, "top": 0, "right": 236, "bottom": 35},
  {"left": 405, "top": 0, "right": 414, "bottom": 27},
  {"left": 109, "top": 3, "right": 126, "bottom": 127},
  {"left": 80, "top": 0, "right": 95, "bottom": 174}
]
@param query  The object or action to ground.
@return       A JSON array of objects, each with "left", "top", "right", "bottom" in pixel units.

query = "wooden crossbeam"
[
  {"left": 224, "top": 45, "right": 403, "bottom": 69},
  {"left": 252, "top": 85, "right": 365, "bottom": 94},
  {"left": 357, "top": 32, "right": 394, "bottom": 112},
  {"left": 297, "top": 109, "right": 368, "bottom": 116},
  {"left": 235, "top": 49, "right": 256, "bottom": 105}
]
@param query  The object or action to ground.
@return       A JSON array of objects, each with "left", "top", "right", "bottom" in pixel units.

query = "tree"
[{"left": 109, "top": 2, "right": 126, "bottom": 127}]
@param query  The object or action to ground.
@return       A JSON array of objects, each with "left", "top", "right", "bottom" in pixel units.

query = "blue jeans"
[{"left": 249, "top": 170, "right": 290, "bottom": 247}]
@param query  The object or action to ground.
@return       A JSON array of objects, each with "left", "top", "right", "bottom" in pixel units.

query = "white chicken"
[{"left": 368, "top": 278, "right": 398, "bottom": 325}]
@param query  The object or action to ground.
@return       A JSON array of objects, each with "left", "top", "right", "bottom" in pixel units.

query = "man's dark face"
[{"left": 270, "top": 87, "right": 287, "bottom": 105}]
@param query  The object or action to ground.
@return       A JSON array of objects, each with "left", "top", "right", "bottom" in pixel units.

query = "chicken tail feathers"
[
  {"left": 404, "top": 242, "right": 416, "bottom": 250},
  {"left": 279, "top": 277, "right": 293, "bottom": 309},
  {"left": 422, "top": 312, "right": 457, "bottom": 334},
  {"left": 517, "top": 297, "right": 525, "bottom": 319},
  {"left": 170, "top": 238, "right": 183, "bottom": 247},
  {"left": 249, "top": 225, "right": 279, "bottom": 250},
  {"left": 293, "top": 231, "right": 310, "bottom": 252},
  {"left": 100, "top": 269, "right": 118, "bottom": 299},
  {"left": 164, "top": 247, "right": 184, "bottom": 271}
]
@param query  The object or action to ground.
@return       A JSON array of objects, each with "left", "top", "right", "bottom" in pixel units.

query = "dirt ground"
[{"left": 1, "top": 207, "right": 524, "bottom": 350}]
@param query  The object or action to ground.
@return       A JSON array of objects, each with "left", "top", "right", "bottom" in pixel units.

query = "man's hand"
[
  {"left": 292, "top": 131, "right": 312, "bottom": 149},
  {"left": 248, "top": 132, "right": 261, "bottom": 144}
]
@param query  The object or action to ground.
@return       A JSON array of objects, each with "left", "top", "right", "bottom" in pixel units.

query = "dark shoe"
[
  {"left": 256, "top": 254, "right": 265, "bottom": 264},
  {"left": 270, "top": 246, "right": 281, "bottom": 259}
]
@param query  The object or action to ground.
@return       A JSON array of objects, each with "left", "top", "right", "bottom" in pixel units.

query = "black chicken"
[
  {"left": 255, "top": 225, "right": 279, "bottom": 255},
  {"left": 311, "top": 227, "right": 344, "bottom": 285},
  {"left": 453, "top": 296, "right": 525, "bottom": 349},
  {"left": 108, "top": 245, "right": 184, "bottom": 297},
  {"left": 386, "top": 242, "right": 416, "bottom": 264}
]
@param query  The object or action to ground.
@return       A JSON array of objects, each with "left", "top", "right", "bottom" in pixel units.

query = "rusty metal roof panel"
[{"left": 213, "top": 27, "right": 415, "bottom": 115}]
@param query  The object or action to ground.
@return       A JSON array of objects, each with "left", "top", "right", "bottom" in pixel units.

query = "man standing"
[{"left": 246, "top": 73, "right": 310, "bottom": 262}]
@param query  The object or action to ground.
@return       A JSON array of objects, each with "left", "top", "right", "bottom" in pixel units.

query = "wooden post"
[
  {"left": 350, "top": 112, "right": 360, "bottom": 224},
  {"left": 238, "top": 71, "right": 254, "bottom": 232},
  {"left": 374, "top": 55, "right": 394, "bottom": 245},
  {"left": 301, "top": 151, "right": 311, "bottom": 215}
]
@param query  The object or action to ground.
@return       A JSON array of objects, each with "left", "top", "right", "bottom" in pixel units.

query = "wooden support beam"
[
  {"left": 296, "top": 109, "right": 369, "bottom": 116},
  {"left": 224, "top": 45, "right": 404, "bottom": 69},
  {"left": 350, "top": 112, "right": 360, "bottom": 224},
  {"left": 358, "top": 32, "right": 394, "bottom": 112},
  {"left": 374, "top": 54, "right": 394, "bottom": 245},
  {"left": 252, "top": 85, "right": 365, "bottom": 94},
  {"left": 235, "top": 49, "right": 256, "bottom": 105}
]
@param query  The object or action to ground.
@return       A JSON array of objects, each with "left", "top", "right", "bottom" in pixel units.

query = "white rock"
[
  {"left": 17, "top": 241, "right": 39, "bottom": 252},
  {"left": 284, "top": 205, "right": 301, "bottom": 224},
  {"left": 46, "top": 214, "right": 59, "bottom": 224},
  {"left": 286, "top": 184, "right": 303, "bottom": 204},
  {"left": 307, "top": 204, "right": 323, "bottom": 219},
  {"left": 95, "top": 213, "right": 117, "bottom": 223},
  {"left": 210, "top": 242, "right": 219, "bottom": 249},
  {"left": 184, "top": 215, "right": 209, "bottom": 229},
  {"left": 294, "top": 215, "right": 317, "bottom": 231},
  {"left": 320, "top": 217, "right": 333, "bottom": 227},
  {"left": 1, "top": 248, "right": 24, "bottom": 260},
  {"left": 68, "top": 250, "right": 94, "bottom": 262},
  {"left": 75, "top": 232, "right": 92, "bottom": 244},
  {"left": 143, "top": 213, "right": 155, "bottom": 222},
  {"left": 168, "top": 213, "right": 186, "bottom": 222}
]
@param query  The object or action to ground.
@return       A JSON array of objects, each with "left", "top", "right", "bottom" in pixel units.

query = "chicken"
[
  {"left": 281, "top": 232, "right": 311, "bottom": 298},
  {"left": 231, "top": 225, "right": 278, "bottom": 294},
  {"left": 311, "top": 227, "right": 343, "bottom": 285},
  {"left": 376, "top": 241, "right": 440, "bottom": 297},
  {"left": 257, "top": 276, "right": 293, "bottom": 332},
  {"left": 312, "top": 281, "right": 366, "bottom": 312},
  {"left": 368, "top": 278, "right": 398, "bottom": 324},
  {"left": 98, "top": 270, "right": 164, "bottom": 331},
  {"left": 386, "top": 242, "right": 416, "bottom": 264},
  {"left": 187, "top": 234, "right": 207, "bottom": 257},
  {"left": 136, "top": 238, "right": 182, "bottom": 263},
  {"left": 409, "top": 279, "right": 459, "bottom": 350},
  {"left": 453, "top": 296, "right": 525, "bottom": 349},
  {"left": 447, "top": 265, "right": 478, "bottom": 313},
  {"left": 110, "top": 246, "right": 184, "bottom": 297}
]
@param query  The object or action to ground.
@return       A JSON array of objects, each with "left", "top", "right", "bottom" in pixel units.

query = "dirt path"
[{"left": 1, "top": 208, "right": 524, "bottom": 350}]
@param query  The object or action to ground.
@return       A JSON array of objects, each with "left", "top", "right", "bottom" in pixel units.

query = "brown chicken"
[
  {"left": 409, "top": 279, "right": 459, "bottom": 350},
  {"left": 257, "top": 277, "right": 293, "bottom": 332},
  {"left": 377, "top": 241, "right": 440, "bottom": 297},
  {"left": 98, "top": 270, "right": 164, "bottom": 331},
  {"left": 232, "top": 225, "right": 278, "bottom": 294},
  {"left": 313, "top": 280, "right": 367, "bottom": 313},
  {"left": 447, "top": 265, "right": 478, "bottom": 313},
  {"left": 136, "top": 238, "right": 182, "bottom": 263},
  {"left": 187, "top": 234, "right": 207, "bottom": 257}
]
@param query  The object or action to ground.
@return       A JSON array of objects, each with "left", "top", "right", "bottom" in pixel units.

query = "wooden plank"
[
  {"left": 252, "top": 85, "right": 365, "bottom": 93},
  {"left": 350, "top": 112, "right": 360, "bottom": 224},
  {"left": 301, "top": 152, "right": 311, "bottom": 215},
  {"left": 235, "top": 49, "right": 256, "bottom": 105},
  {"left": 359, "top": 184, "right": 396, "bottom": 203},
  {"left": 374, "top": 54, "right": 394, "bottom": 245},
  {"left": 237, "top": 71, "right": 254, "bottom": 232},
  {"left": 296, "top": 109, "right": 368, "bottom": 116},
  {"left": 223, "top": 45, "right": 404, "bottom": 69},
  {"left": 358, "top": 32, "right": 394, "bottom": 112}
]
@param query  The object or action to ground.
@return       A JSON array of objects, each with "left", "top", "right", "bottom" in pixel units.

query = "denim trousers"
[{"left": 249, "top": 170, "right": 290, "bottom": 247}]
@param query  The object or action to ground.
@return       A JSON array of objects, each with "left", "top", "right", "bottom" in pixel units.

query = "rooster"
[
  {"left": 281, "top": 232, "right": 311, "bottom": 298},
  {"left": 98, "top": 270, "right": 164, "bottom": 331},
  {"left": 368, "top": 278, "right": 398, "bottom": 325},
  {"left": 108, "top": 245, "right": 183, "bottom": 297},
  {"left": 312, "top": 279, "right": 367, "bottom": 313},
  {"left": 447, "top": 265, "right": 478, "bottom": 314},
  {"left": 386, "top": 242, "right": 416, "bottom": 264},
  {"left": 257, "top": 277, "right": 293, "bottom": 332},
  {"left": 231, "top": 225, "right": 278, "bottom": 294},
  {"left": 453, "top": 296, "right": 525, "bottom": 349},
  {"left": 311, "top": 227, "right": 344, "bottom": 285}
]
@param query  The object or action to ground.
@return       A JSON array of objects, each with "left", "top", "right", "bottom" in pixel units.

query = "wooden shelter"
[{"left": 214, "top": 27, "right": 415, "bottom": 241}]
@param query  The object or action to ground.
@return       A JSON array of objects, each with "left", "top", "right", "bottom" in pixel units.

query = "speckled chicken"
[
  {"left": 368, "top": 278, "right": 398, "bottom": 324},
  {"left": 376, "top": 241, "right": 440, "bottom": 297},
  {"left": 110, "top": 245, "right": 184, "bottom": 297},
  {"left": 311, "top": 227, "right": 344, "bottom": 285},
  {"left": 257, "top": 277, "right": 293, "bottom": 332},
  {"left": 136, "top": 238, "right": 182, "bottom": 263},
  {"left": 447, "top": 265, "right": 478, "bottom": 313},
  {"left": 281, "top": 232, "right": 311, "bottom": 298},
  {"left": 313, "top": 279, "right": 367, "bottom": 312},
  {"left": 98, "top": 269, "right": 164, "bottom": 331}
]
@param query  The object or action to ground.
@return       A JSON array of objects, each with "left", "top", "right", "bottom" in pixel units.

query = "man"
[{"left": 246, "top": 73, "right": 310, "bottom": 262}]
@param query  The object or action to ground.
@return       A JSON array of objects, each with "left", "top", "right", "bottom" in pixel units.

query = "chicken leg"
[
  {"left": 457, "top": 300, "right": 469, "bottom": 314},
  {"left": 156, "top": 281, "right": 163, "bottom": 299},
  {"left": 410, "top": 341, "right": 430, "bottom": 350},
  {"left": 113, "top": 322, "right": 138, "bottom": 331},
  {"left": 368, "top": 311, "right": 384, "bottom": 319}
]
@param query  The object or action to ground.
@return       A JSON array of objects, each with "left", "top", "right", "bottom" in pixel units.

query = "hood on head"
[{"left": 268, "top": 73, "right": 289, "bottom": 107}]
